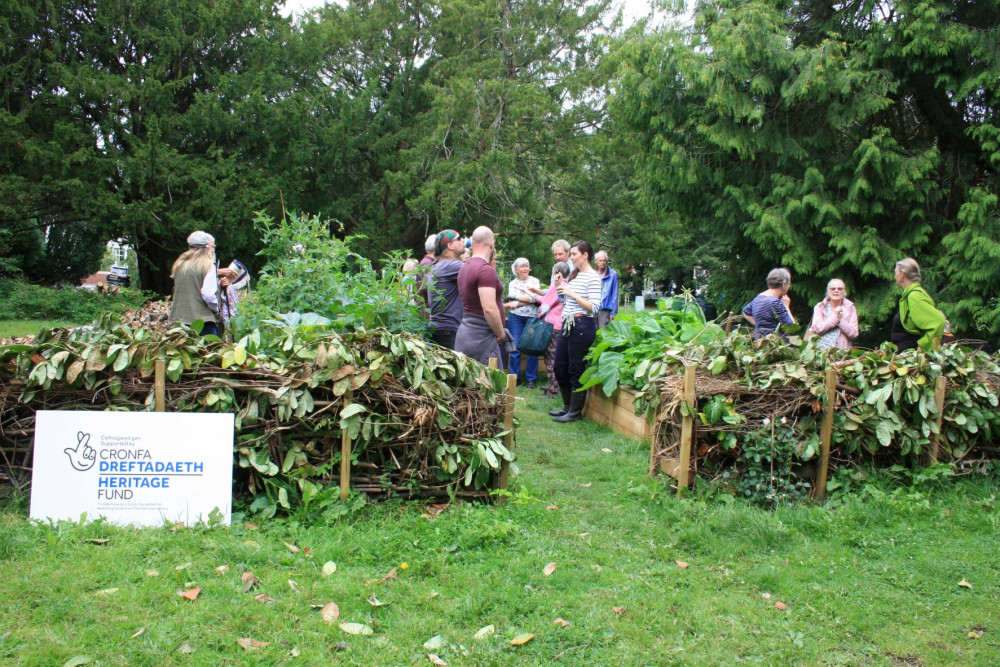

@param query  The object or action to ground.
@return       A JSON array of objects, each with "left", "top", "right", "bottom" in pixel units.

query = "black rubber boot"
[
  {"left": 553, "top": 391, "right": 586, "bottom": 423},
  {"left": 548, "top": 385, "right": 572, "bottom": 417}
]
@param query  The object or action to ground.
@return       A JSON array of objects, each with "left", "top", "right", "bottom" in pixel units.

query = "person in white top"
[
  {"left": 504, "top": 257, "right": 541, "bottom": 386},
  {"left": 550, "top": 240, "right": 603, "bottom": 423}
]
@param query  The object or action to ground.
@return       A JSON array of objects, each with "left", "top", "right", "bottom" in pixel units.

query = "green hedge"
[{"left": 0, "top": 280, "right": 152, "bottom": 323}]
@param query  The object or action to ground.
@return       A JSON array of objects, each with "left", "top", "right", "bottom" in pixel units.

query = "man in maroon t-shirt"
[{"left": 455, "top": 226, "right": 507, "bottom": 366}]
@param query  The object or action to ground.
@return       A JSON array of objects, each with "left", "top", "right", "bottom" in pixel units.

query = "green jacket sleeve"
[{"left": 904, "top": 286, "right": 946, "bottom": 350}]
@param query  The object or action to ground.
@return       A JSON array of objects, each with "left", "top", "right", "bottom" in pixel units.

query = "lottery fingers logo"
[{"left": 64, "top": 431, "right": 96, "bottom": 472}]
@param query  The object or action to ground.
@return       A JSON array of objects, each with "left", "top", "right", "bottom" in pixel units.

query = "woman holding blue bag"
[{"left": 504, "top": 258, "right": 541, "bottom": 387}]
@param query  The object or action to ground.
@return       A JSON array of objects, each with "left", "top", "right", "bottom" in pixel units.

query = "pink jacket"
[
  {"left": 536, "top": 285, "right": 565, "bottom": 330},
  {"left": 807, "top": 297, "right": 859, "bottom": 349}
]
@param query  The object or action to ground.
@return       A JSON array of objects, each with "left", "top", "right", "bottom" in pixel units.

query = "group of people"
[
  {"left": 418, "top": 227, "right": 620, "bottom": 422},
  {"left": 742, "top": 258, "right": 946, "bottom": 351}
]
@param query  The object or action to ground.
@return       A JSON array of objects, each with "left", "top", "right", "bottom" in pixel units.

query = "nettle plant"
[{"left": 234, "top": 211, "right": 427, "bottom": 337}]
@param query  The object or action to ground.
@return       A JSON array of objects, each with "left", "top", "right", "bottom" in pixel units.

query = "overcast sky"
[{"left": 279, "top": 0, "right": 674, "bottom": 27}]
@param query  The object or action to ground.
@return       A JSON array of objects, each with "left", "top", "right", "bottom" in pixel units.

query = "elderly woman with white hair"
[
  {"left": 504, "top": 257, "right": 541, "bottom": 387},
  {"left": 806, "top": 278, "right": 859, "bottom": 349},
  {"left": 742, "top": 268, "right": 795, "bottom": 338},
  {"left": 168, "top": 231, "right": 228, "bottom": 337}
]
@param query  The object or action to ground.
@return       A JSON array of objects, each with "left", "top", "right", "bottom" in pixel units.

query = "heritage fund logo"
[{"left": 63, "top": 431, "right": 96, "bottom": 472}]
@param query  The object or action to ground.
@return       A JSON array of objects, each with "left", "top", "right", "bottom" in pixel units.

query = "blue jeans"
[{"left": 507, "top": 312, "right": 538, "bottom": 382}]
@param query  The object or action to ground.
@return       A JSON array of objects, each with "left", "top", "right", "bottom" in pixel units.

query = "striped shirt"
[{"left": 561, "top": 270, "right": 603, "bottom": 318}]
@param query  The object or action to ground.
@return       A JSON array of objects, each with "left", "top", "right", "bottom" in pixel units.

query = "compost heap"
[
  {"left": 640, "top": 333, "right": 1000, "bottom": 500},
  {"left": 0, "top": 318, "right": 514, "bottom": 510}
]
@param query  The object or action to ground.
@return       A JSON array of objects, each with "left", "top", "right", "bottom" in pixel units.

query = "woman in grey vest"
[{"left": 168, "top": 231, "right": 224, "bottom": 337}]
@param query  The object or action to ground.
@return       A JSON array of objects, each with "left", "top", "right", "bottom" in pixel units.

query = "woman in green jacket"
[{"left": 890, "top": 258, "right": 945, "bottom": 351}]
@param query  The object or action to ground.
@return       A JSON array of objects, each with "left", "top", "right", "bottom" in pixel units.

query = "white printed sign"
[{"left": 30, "top": 411, "right": 234, "bottom": 527}]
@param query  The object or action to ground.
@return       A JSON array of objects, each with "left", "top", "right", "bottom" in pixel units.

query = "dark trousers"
[
  {"left": 554, "top": 316, "right": 597, "bottom": 392},
  {"left": 431, "top": 328, "right": 458, "bottom": 350}
]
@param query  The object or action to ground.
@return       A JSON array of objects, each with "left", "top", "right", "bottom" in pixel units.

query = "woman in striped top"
[{"left": 550, "top": 240, "right": 604, "bottom": 423}]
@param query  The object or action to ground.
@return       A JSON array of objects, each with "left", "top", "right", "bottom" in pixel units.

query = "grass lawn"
[
  {"left": 0, "top": 320, "right": 79, "bottom": 338},
  {"left": 0, "top": 387, "right": 998, "bottom": 664}
]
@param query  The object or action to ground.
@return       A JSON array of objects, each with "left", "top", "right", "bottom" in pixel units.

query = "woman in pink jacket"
[
  {"left": 529, "top": 261, "right": 570, "bottom": 396},
  {"left": 807, "top": 278, "right": 859, "bottom": 349}
]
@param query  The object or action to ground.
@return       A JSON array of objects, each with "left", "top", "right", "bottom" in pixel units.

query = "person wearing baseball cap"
[
  {"left": 422, "top": 229, "right": 466, "bottom": 349},
  {"left": 168, "top": 231, "right": 224, "bottom": 336}
]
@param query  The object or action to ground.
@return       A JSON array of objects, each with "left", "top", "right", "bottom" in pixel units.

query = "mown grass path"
[{"left": 0, "top": 387, "right": 997, "bottom": 665}]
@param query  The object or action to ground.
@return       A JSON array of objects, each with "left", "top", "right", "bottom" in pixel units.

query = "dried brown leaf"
[
  {"left": 215, "top": 564, "right": 230, "bottom": 575},
  {"left": 241, "top": 572, "right": 258, "bottom": 593},
  {"left": 428, "top": 654, "right": 448, "bottom": 666},
  {"left": 236, "top": 637, "right": 269, "bottom": 651},
  {"left": 552, "top": 617, "right": 570, "bottom": 628},
  {"left": 93, "top": 588, "right": 118, "bottom": 597},
  {"left": 176, "top": 642, "right": 194, "bottom": 654},
  {"left": 775, "top": 601, "right": 787, "bottom": 611},
  {"left": 379, "top": 567, "right": 398, "bottom": 584},
  {"left": 339, "top": 622, "right": 374, "bottom": 636},
  {"left": 130, "top": 627, "right": 145, "bottom": 639},
  {"left": 511, "top": 633, "right": 535, "bottom": 646},
  {"left": 287, "top": 579, "right": 299, "bottom": 592},
  {"left": 545, "top": 505, "right": 559, "bottom": 510},
  {"left": 283, "top": 541, "right": 300, "bottom": 554},
  {"left": 181, "top": 587, "right": 201, "bottom": 601},
  {"left": 675, "top": 560, "right": 689, "bottom": 569},
  {"left": 366, "top": 595, "right": 389, "bottom": 607},
  {"left": 612, "top": 606, "right": 626, "bottom": 615},
  {"left": 254, "top": 593, "right": 275, "bottom": 604},
  {"left": 958, "top": 579, "right": 973, "bottom": 589},
  {"left": 320, "top": 602, "right": 340, "bottom": 624},
  {"left": 543, "top": 562, "right": 557, "bottom": 577}
]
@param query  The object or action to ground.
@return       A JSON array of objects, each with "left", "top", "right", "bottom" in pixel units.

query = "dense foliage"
[
  {"left": 0, "top": 318, "right": 512, "bottom": 516},
  {"left": 0, "top": 280, "right": 151, "bottom": 323},
  {"left": 643, "top": 333, "right": 1000, "bottom": 503},
  {"left": 579, "top": 298, "right": 723, "bottom": 396},
  {"left": 234, "top": 212, "right": 427, "bottom": 337},
  {"left": 609, "top": 0, "right": 1000, "bottom": 336}
]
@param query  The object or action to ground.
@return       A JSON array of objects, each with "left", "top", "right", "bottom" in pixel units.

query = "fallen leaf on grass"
[
  {"left": 180, "top": 587, "right": 201, "bottom": 601},
  {"left": 289, "top": 646, "right": 300, "bottom": 657},
  {"left": 675, "top": 560, "right": 689, "bottom": 569},
  {"left": 174, "top": 562, "right": 192, "bottom": 572},
  {"left": 176, "top": 642, "right": 195, "bottom": 654},
  {"left": 958, "top": 579, "right": 973, "bottom": 589},
  {"left": 93, "top": 588, "right": 119, "bottom": 597},
  {"left": 254, "top": 593, "right": 275, "bottom": 604},
  {"left": 543, "top": 562, "right": 557, "bottom": 577},
  {"left": 545, "top": 505, "right": 558, "bottom": 510},
  {"left": 215, "top": 564, "right": 230, "bottom": 575},
  {"left": 968, "top": 628, "right": 985, "bottom": 639},
  {"left": 579, "top": 532, "right": 590, "bottom": 538},
  {"left": 331, "top": 641, "right": 348, "bottom": 651},
  {"left": 379, "top": 567, "right": 398, "bottom": 584},
  {"left": 428, "top": 654, "right": 448, "bottom": 666},
  {"left": 612, "top": 606, "right": 626, "bottom": 615},
  {"left": 82, "top": 538, "right": 109, "bottom": 545},
  {"left": 320, "top": 602, "right": 340, "bottom": 623},
  {"left": 321, "top": 561, "right": 337, "bottom": 577},
  {"left": 601, "top": 448, "right": 612, "bottom": 453},
  {"left": 130, "top": 627, "right": 145, "bottom": 639},
  {"left": 580, "top": 482, "right": 592, "bottom": 488},
  {"left": 146, "top": 569, "right": 159, "bottom": 577},
  {"left": 761, "top": 592, "right": 771, "bottom": 600},
  {"left": 241, "top": 572, "right": 258, "bottom": 593},
  {"left": 511, "top": 633, "right": 535, "bottom": 646},
  {"left": 553, "top": 617, "right": 570, "bottom": 628},
  {"left": 242, "top": 540, "right": 260, "bottom": 549},
  {"left": 473, "top": 625, "right": 495, "bottom": 640},
  {"left": 423, "top": 635, "right": 447, "bottom": 650},
  {"left": 339, "top": 622, "right": 374, "bottom": 636},
  {"left": 775, "top": 601, "right": 787, "bottom": 611},
  {"left": 287, "top": 579, "right": 299, "bottom": 592},
  {"left": 367, "top": 595, "right": 390, "bottom": 607},
  {"left": 283, "top": 541, "right": 300, "bottom": 554},
  {"left": 243, "top": 523, "right": 259, "bottom": 530},
  {"left": 63, "top": 655, "right": 92, "bottom": 666},
  {"left": 236, "top": 637, "right": 269, "bottom": 651}
]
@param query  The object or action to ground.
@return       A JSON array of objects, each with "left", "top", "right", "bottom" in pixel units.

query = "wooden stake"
[
  {"left": 340, "top": 388, "right": 352, "bottom": 501},
  {"left": 489, "top": 357, "right": 498, "bottom": 370},
  {"left": 815, "top": 368, "right": 837, "bottom": 499},
  {"left": 677, "top": 364, "right": 697, "bottom": 495},
  {"left": 154, "top": 359, "right": 166, "bottom": 412},
  {"left": 927, "top": 375, "right": 947, "bottom": 464},
  {"left": 497, "top": 374, "right": 518, "bottom": 504}
]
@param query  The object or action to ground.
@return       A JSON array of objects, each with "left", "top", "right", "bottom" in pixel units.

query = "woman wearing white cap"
[{"left": 168, "top": 231, "right": 229, "bottom": 336}]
